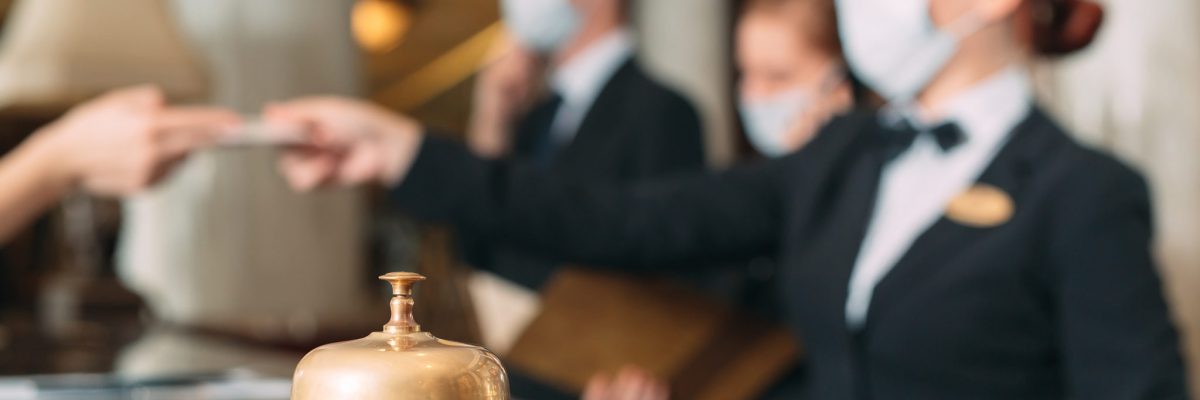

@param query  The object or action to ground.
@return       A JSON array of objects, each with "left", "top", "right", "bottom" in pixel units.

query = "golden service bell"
[{"left": 291, "top": 272, "right": 510, "bottom": 399}]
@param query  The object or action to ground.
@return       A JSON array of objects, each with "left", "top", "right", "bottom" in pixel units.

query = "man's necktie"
[{"left": 530, "top": 92, "right": 565, "bottom": 167}]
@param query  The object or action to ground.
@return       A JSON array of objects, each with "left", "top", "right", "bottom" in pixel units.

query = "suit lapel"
[
  {"left": 863, "top": 109, "right": 1058, "bottom": 330},
  {"left": 789, "top": 112, "right": 889, "bottom": 327},
  {"left": 554, "top": 60, "right": 636, "bottom": 167}
]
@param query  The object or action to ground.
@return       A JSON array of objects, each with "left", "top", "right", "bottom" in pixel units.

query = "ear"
[{"left": 976, "top": 0, "right": 1024, "bottom": 24}]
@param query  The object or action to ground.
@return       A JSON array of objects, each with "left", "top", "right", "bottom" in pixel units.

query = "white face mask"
[
  {"left": 500, "top": 0, "right": 582, "bottom": 53},
  {"left": 739, "top": 68, "right": 844, "bottom": 157},
  {"left": 739, "top": 88, "right": 812, "bottom": 157},
  {"left": 836, "top": 0, "right": 986, "bottom": 103}
]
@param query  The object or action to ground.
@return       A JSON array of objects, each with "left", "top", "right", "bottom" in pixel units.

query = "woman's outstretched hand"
[
  {"left": 0, "top": 85, "right": 240, "bottom": 243},
  {"left": 36, "top": 85, "right": 241, "bottom": 196}
]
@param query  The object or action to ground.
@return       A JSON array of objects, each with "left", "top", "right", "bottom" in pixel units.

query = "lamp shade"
[{"left": 0, "top": 0, "right": 207, "bottom": 116}]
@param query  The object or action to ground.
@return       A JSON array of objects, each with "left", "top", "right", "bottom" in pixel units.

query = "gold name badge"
[{"left": 946, "top": 184, "right": 1014, "bottom": 228}]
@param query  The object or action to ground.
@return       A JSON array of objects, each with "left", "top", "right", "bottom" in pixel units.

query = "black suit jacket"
[
  {"left": 462, "top": 59, "right": 707, "bottom": 289},
  {"left": 394, "top": 108, "right": 1187, "bottom": 399}
]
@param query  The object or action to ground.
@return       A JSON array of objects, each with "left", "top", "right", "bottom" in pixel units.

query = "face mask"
[
  {"left": 836, "top": 0, "right": 987, "bottom": 102},
  {"left": 739, "top": 88, "right": 812, "bottom": 157},
  {"left": 500, "top": 0, "right": 581, "bottom": 53},
  {"left": 739, "top": 68, "right": 844, "bottom": 157}
]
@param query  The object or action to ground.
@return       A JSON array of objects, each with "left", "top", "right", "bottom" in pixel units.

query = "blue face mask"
[
  {"left": 500, "top": 0, "right": 581, "bottom": 53},
  {"left": 836, "top": 0, "right": 987, "bottom": 103}
]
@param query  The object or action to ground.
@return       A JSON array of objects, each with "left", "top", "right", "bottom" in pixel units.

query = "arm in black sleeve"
[
  {"left": 391, "top": 134, "right": 788, "bottom": 270},
  {"left": 1051, "top": 157, "right": 1189, "bottom": 398},
  {"left": 633, "top": 91, "right": 707, "bottom": 176}
]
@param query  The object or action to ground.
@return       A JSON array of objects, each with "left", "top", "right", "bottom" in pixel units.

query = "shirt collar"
[
  {"left": 882, "top": 65, "right": 1034, "bottom": 149},
  {"left": 550, "top": 28, "right": 634, "bottom": 108}
]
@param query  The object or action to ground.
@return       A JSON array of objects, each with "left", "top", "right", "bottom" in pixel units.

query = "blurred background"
[{"left": 0, "top": 0, "right": 1195, "bottom": 398}]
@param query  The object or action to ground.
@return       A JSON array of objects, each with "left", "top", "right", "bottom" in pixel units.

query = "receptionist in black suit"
[{"left": 265, "top": 0, "right": 1188, "bottom": 397}]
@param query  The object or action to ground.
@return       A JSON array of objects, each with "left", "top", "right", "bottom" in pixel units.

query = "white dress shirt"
[
  {"left": 844, "top": 66, "right": 1035, "bottom": 329},
  {"left": 548, "top": 28, "right": 634, "bottom": 143}
]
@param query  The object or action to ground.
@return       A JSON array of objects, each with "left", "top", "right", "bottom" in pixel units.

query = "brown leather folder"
[{"left": 506, "top": 268, "right": 801, "bottom": 399}]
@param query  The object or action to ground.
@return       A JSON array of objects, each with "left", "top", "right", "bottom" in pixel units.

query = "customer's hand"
[
  {"left": 263, "top": 96, "right": 424, "bottom": 190},
  {"left": 468, "top": 44, "right": 542, "bottom": 158},
  {"left": 33, "top": 85, "right": 240, "bottom": 196},
  {"left": 582, "top": 367, "right": 670, "bottom": 400}
]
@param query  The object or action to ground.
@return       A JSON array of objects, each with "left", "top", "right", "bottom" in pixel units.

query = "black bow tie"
[{"left": 879, "top": 120, "right": 965, "bottom": 162}]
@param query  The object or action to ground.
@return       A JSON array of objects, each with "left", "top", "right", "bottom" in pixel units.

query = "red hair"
[
  {"left": 740, "top": 0, "right": 842, "bottom": 59},
  {"left": 1017, "top": 0, "right": 1105, "bottom": 56}
]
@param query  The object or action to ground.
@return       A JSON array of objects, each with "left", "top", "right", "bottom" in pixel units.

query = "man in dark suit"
[
  {"left": 465, "top": 0, "right": 706, "bottom": 290},
  {"left": 460, "top": 1, "right": 706, "bottom": 398}
]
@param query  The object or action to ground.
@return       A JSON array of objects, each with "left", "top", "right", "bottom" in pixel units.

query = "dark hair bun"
[{"left": 1030, "top": 0, "right": 1105, "bottom": 56}]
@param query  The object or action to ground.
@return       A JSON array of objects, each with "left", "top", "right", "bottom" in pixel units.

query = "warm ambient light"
[{"left": 352, "top": 0, "right": 411, "bottom": 54}]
